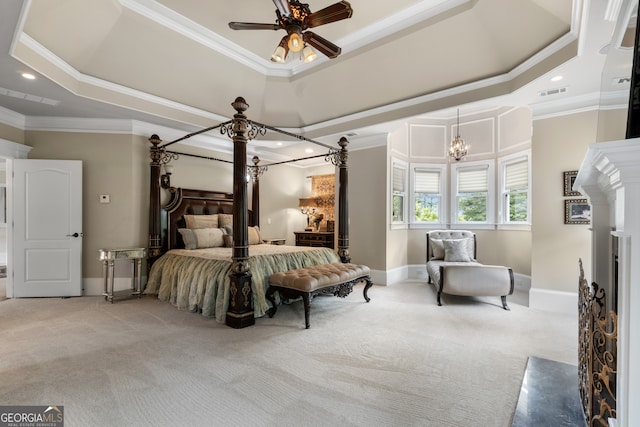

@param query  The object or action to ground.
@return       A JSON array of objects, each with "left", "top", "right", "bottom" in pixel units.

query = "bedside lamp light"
[
  {"left": 298, "top": 197, "right": 317, "bottom": 231},
  {"left": 161, "top": 163, "right": 173, "bottom": 188}
]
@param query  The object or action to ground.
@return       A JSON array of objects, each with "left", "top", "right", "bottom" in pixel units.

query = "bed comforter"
[{"left": 145, "top": 244, "right": 340, "bottom": 322}]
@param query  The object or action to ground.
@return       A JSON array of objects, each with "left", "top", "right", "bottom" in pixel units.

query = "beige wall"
[
  {"left": 531, "top": 111, "right": 597, "bottom": 293},
  {"left": 597, "top": 108, "right": 628, "bottom": 142},
  {"left": 0, "top": 123, "right": 25, "bottom": 144},
  {"left": 258, "top": 162, "right": 309, "bottom": 245},
  {"left": 348, "top": 145, "right": 387, "bottom": 270}
]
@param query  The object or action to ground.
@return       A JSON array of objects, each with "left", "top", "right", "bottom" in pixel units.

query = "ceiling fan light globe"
[
  {"left": 303, "top": 45, "right": 317, "bottom": 63},
  {"left": 271, "top": 46, "right": 287, "bottom": 63},
  {"left": 288, "top": 33, "right": 304, "bottom": 52}
]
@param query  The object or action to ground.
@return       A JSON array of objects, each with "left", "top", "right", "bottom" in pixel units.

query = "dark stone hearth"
[{"left": 512, "top": 356, "right": 586, "bottom": 427}]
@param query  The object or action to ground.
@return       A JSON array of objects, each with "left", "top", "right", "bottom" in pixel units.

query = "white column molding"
[{"left": 574, "top": 137, "right": 640, "bottom": 427}]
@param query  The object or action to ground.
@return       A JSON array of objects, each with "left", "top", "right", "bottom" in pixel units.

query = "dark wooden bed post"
[
  {"left": 336, "top": 137, "right": 350, "bottom": 263},
  {"left": 148, "top": 134, "right": 163, "bottom": 265},
  {"left": 249, "top": 155, "right": 266, "bottom": 228},
  {"left": 226, "top": 97, "right": 255, "bottom": 329}
]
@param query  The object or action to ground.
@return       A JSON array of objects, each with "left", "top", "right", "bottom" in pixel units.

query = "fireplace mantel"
[{"left": 574, "top": 137, "right": 640, "bottom": 427}]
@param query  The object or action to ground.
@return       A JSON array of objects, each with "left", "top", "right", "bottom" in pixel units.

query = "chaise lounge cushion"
[{"left": 426, "top": 260, "right": 482, "bottom": 288}]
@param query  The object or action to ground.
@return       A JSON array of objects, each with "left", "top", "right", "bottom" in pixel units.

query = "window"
[
  {"left": 412, "top": 166, "right": 444, "bottom": 224},
  {"left": 391, "top": 159, "right": 407, "bottom": 224},
  {"left": 500, "top": 153, "right": 530, "bottom": 224},
  {"left": 452, "top": 161, "right": 494, "bottom": 224}
]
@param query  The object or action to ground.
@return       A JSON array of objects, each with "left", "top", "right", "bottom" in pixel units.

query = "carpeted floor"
[{"left": 0, "top": 280, "right": 577, "bottom": 427}]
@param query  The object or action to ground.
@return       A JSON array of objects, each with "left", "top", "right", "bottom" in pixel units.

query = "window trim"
[
  {"left": 390, "top": 158, "right": 408, "bottom": 228},
  {"left": 498, "top": 150, "right": 531, "bottom": 226},
  {"left": 410, "top": 163, "right": 446, "bottom": 228},
  {"left": 450, "top": 159, "right": 495, "bottom": 225}
]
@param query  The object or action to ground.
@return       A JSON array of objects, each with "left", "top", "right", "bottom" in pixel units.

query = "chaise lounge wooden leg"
[
  {"left": 437, "top": 291, "right": 442, "bottom": 306},
  {"left": 501, "top": 295, "right": 510, "bottom": 311}
]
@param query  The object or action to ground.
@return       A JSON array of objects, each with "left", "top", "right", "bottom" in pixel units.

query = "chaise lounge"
[{"left": 425, "top": 230, "right": 514, "bottom": 310}]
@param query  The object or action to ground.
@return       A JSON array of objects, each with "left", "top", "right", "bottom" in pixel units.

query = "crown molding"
[
  {"left": 122, "top": 0, "right": 475, "bottom": 78},
  {"left": 0, "top": 105, "right": 26, "bottom": 129}
]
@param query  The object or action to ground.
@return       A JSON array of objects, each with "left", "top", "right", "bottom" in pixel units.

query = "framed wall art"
[
  {"left": 563, "top": 170, "right": 580, "bottom": 196},
  {"left": 564, "top": 199, "right": 591, "bottom": 224}
]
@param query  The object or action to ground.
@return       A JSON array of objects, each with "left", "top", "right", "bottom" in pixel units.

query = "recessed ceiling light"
[
  {"left": 276, "top": 142, "right": 283, "bottom": 146},
  {"left": 305, "top": 148, "right": 313, "bottom": 153},
  {"left": 22, "top": 73, "right": 36, "bottom": 80},
  {"left": 550, "top": 75, "right": 563, "bottom": 82}
]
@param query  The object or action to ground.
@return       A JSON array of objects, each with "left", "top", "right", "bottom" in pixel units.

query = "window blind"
[
  {"left": 393, "top": 166, "right": 405, "bottom": 193},
  {"left": 415, "top": 170, "right": 440, "bottom": 193},
  {"left": 505, "top": 160, "right": 528, "bottom": 191},
  {"left": 458, "top": 166, "right": 488, "bottom": 193}
]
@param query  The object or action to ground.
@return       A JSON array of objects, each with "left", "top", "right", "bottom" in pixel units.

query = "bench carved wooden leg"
[
  {"left": 266, "top": 286, "right": 278, "bottom": 318},
  {"left": 302, "top": 293, "right": 311, "bottom": 329},
  {"left": 362, "top": 276, "right": 373, "bottom": 302}
]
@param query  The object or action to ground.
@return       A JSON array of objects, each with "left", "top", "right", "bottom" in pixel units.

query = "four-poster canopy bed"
[{"left": 146, "top": 97, "right": 353, "bottom": 329}]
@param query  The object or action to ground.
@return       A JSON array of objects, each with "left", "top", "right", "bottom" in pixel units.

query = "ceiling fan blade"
[
  {"left": 273, "top": 0, "right": 292, "bottom": 17},
  {"left": 306, "top": 1, "right": 353, "bottom": 28},
  {"left": 228, "top": 22, "right": 281, "bottom": 31},
  {"left": 303, "top": 31, "right": 341, "bottom": 59}
]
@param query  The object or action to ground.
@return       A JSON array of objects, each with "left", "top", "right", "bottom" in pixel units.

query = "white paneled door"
[{"left": 12, "top": 160, "right": 83, "bottom": 297}]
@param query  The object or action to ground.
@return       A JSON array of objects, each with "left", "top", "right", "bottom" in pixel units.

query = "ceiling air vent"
[
  {"left": 0, "top": 87, "right": 60, "bottom": 105},
  {"left": 612, "top": 77, "right": 631, "bottom": 85},
  {"left": 538, "top": 87, "right": 567, "bottom": 97}
]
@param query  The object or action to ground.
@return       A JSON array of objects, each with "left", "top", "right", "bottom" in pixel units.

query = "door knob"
[{"left": 67, "top": 232, "right": 80, "bottom": 238}]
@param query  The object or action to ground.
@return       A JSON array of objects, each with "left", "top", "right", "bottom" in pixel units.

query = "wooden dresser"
[{"left": 294, "top": 231, "right": 334, "bottom": 249}]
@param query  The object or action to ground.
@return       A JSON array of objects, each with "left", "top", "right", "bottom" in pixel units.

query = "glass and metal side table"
[{"left": 98, "top": 248, "right": 147, "bottom": 303}]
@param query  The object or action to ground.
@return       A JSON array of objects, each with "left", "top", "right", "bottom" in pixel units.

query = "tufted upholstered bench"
[{"left": 266, "top": 263, "right": 373, "bottom": 329}]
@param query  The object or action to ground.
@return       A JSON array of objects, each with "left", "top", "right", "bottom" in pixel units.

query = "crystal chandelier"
[{"left": 449, "top": 109, "right": 469, "bottom": 161}]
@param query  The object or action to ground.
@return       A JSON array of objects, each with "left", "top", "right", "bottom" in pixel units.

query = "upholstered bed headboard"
[{"left": 162, "top": 188, "right": 254, "bottom": 251}]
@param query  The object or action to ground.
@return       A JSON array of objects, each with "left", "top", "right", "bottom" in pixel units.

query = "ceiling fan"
[{"left": 228, "top": 0, "right": 353, "bottom": 64}]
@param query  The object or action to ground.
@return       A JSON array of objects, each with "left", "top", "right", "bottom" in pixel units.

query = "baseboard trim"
[{"left": 529, "top": 288, "right": 577, "bottom": 315}]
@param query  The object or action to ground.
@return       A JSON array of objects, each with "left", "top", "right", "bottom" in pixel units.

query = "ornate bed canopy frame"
[{"left": 147, "top": 97, "right": 351, "bottom": 329}]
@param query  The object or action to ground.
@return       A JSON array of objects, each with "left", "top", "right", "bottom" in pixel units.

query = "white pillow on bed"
[
  {"left": 222, "top": 226, "right": 262, "bottom": 247},
  {"left": 248, "top": 226, "right": 262, "bottom": 245},
  {"left": 184, "top": 214, "right": 218, "bottom": 229},
  {"left": 218, "top": 214, "right": 233, "bottom": 229},
  {"left": 178, "top": 227, "right": 226, "bottom": 249}
]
